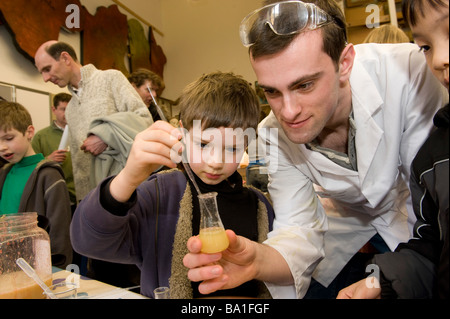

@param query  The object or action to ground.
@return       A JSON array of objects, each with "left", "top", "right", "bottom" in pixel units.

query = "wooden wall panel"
[
  {"left": 0, "top": 1, "right": 166, "bottom": 77},
  {"left": 80, "top": 5, "right": 129, "bottom": 74},
  {"left": 0, "top": 0, "right": 83, "bottom": 61}
]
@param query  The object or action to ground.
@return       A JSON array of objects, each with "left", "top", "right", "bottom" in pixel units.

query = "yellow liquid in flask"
[{"left": 199, "top": 227, "right": 229, "bottom": 253}]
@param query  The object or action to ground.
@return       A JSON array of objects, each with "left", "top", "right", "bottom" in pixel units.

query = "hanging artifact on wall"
[
  {"left": 0, "top": 0, "right": 83, "bottom": 61},
  {"left": 80, "top": 5, "right": 129, "bottom": 75},
  {"left": 128, "top": 18, "right": 152, "bottom": 73},
  {"left": 0, "top": 0, "right": 166, "bottom": 78},
  {"left": 148, "top": 26, "right": 167, "bottom": 79},
  {"left": 128, "top": 19, "right": 167, "bottom": 78}
]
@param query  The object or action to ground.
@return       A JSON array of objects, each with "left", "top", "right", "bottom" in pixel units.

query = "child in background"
[
  {"left": 338, "top": 0, "right": 449, "bottom": 299},
  {"left": 71, "top": 72, "right": 274, "bottom": 299},
  {"left": 0, "top": 101, "right": 73, "bottom": 268},
  {"left": 362, "top": 23, "right": 410, "bottom": 44}
]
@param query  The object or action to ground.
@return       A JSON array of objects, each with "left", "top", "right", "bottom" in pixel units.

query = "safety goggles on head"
[{"left": 240, "top": 0, "right": 334, "bottom": 47}]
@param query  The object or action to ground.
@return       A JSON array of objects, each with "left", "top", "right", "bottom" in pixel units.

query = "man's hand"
[
  {"left": 183, "top": 230, "right": 259, "bottom": 295},
  {"left": 183, "top": 228, "right": 294, "bottom": 296},
  {"left": 47, "top": 149, "right": 67, "bottom": 163},
  {"left": 81, "top": 135, "right": 108, "bottom": 156},
  {"left": 336, "top": 278, "right": 381, "bottom": 299}
]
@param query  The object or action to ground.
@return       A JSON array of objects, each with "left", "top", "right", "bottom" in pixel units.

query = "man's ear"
[
  {"left": 338, "top": 43, "right": 355, "bottom": 83},
  {"left": 60, "top": 51, "right": 71, "bottom": 65}
]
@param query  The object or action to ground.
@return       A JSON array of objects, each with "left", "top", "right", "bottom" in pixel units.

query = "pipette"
[
  {"left": 147, "top": 85, "right": 202, "bottom": 195},
  {"left": 147, "top": 85, "right": 168, "bottom": 123},
  {"left": 16, "top": 257, "right": 57, "bottom": 299},
  {"left": 146, "top": 87, "right": 227, "bottom": 252}
]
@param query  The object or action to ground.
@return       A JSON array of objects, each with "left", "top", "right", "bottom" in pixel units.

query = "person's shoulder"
[
  {"left": 353, "top": 43, "right": 429, "bottom": 85},
  {"left": 36, "top": 159, "right": 64, "bottom": 175},
  {"left": 258, "top": 111, "right": 279, "bottom": 129},
  {"left": 148, "top": 168, "right": 186, "bottom": 184},
  {"left": 354, "top": 42, "right": 423, "bottom": 65},
  {"left": 143, "top": 168, "right": 188, "bottom": 200},
  {"left": 354, "top": 42, "right": 417, "bottom": 54},
  {"left": 83, "top": 64, "right": 124, "bottom": 82},
  {"left": 99, "top": 67, "right": 128, "bottom": 81},
  {"left": 33, "top": 125, "right": 52, "bottom": 137},
  {"left": 102, "top": 68, "right": 125, "bottom": 76}
]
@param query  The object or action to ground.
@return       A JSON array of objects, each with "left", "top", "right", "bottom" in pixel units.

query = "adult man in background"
[
  {"left": 34, "top": 41, "right": 152, "bottom": 202},
  {"left": 34, "top": 40, "right": 152, "bottom": 290},
  {"left": 32, "top": 92, "right": 85, "bottom": 272},
  {"left": 32, "top": 92, "right": 76, "bottom": 207}
]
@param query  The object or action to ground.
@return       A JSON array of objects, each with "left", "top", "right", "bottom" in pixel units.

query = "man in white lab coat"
[{"left": 183, "top": 0, "right": 448, "bottom": 298}]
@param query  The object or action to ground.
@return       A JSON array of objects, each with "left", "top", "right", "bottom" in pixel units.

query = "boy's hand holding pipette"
[{"left": 110, "top": 120, "right": 182, "bottom": 202}]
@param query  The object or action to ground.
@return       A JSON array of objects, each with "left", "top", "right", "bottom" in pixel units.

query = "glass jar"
[{"left": 0, "top": 212, "right": 52, "bottom": 299}]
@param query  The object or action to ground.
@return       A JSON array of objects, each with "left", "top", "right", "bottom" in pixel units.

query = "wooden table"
[{"left": 51, "top": 268, "right": 147, "bottom": 299}]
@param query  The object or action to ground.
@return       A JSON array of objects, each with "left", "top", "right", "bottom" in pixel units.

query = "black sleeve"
[
  {"left": 372, "top": 249, "right": 436, "bottom": 299},
  {"left": 99, "top": 177, "right": 138, "bottom": 216}
]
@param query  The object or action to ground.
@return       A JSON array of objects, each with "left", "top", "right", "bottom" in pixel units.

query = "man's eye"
[
  {"left": 296, "top": 81, "right": 314, "bottom": 92},
  {"left": 263, "top": 88, "right": 279, "bottom": 97}
]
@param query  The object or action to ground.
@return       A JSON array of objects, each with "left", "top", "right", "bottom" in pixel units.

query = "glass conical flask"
[{"left": 198, "top": 192, "right": 229, "bottom": 254}]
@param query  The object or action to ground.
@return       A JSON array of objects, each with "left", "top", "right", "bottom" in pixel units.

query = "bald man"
[
  {"left": 34, "top": 40, "right": 152, "bottom": 289},
  {"left": 34, "top": 41, "right": 152, "bottom": 201}
]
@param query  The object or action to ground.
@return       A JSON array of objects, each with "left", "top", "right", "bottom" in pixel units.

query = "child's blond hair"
[{"left": 363, "top": 24, "right": 410, "bottom": 44}]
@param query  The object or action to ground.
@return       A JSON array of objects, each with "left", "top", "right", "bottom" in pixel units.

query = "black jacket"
[{"left": 372, "top": 104, "right": 449, "bottom": 299}]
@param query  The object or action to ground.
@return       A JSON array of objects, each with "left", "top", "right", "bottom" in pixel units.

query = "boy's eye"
[
  {"left": 225, "top": 147, "right": 238, "bottom": 153},
  {"left": 195, "top": 141, "right": 211, "bottom": 149},
  {"left": 419, "top": 45, "right": 431, "bottom": 53}
]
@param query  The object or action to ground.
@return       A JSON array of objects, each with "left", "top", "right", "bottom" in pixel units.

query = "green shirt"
[
  {"left": 0, "top": 154, "right": 44, "bottom": 214},
  {"left": 32, "top": 122, "right": 76, "bottom": 204}
]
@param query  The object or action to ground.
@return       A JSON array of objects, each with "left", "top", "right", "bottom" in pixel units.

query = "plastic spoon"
[{"left": 16, "top": 258, "right": 57, "bottom": 299}]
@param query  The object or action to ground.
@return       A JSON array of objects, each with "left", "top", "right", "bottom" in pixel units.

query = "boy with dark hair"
[{"left": 71, "top": 72, "right": 274, "bottom": 298}]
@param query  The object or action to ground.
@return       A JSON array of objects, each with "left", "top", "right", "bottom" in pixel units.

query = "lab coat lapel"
[{"left": 350, "top": 61, "right": 384, "bottom": 203}]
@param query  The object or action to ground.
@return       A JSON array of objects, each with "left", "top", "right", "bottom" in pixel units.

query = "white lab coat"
[{"left": 259, "top": 43, "right": 449, "bottom": 298}]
